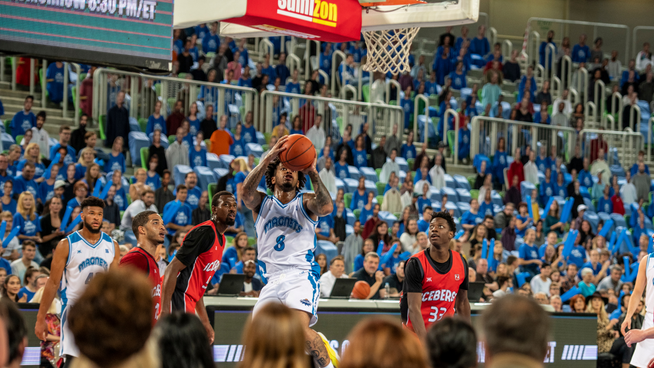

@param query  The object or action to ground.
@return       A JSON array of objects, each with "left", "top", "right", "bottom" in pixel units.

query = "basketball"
[
  {"left": 280, "top": 134, "right": 316, "bottom": 172},
  {"left": 351, "top": 281, "right": 371, "bottom": 300}
]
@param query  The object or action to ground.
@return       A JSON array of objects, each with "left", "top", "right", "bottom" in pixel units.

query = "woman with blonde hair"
[
  {"left": 586, "top": 292, "right": 618, "bottom": 353},
  {"left": 239, "top": 302, "right": 307, "bottom": 368},
  {"left": 129, "top": 168, "right": 150, "bottom": 202},
  {"left": 18, "top": 142, "right": 46, "bottom": 181},
  {"left": 75, "top": 147, "right": 96, "bottom": 180},
  {"left": 341, "top": 317, "right": 428, "bottom": 368},
  {"left": 15, "top": 191, "right": 42, "bottom": 243}
]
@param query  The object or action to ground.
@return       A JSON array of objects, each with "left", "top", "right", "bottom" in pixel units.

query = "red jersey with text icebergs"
[
  {"left": 400, "top": 249, "right": 468, "bottom": 331},
  {"left": 170, "top": 220, "right": 225, "bottom": 313}
]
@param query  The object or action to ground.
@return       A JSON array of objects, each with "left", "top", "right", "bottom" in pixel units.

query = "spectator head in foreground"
[
  {"left": 482, "top": 294, "right": 550, "bottom": 367},
  {"left": 154, "top": 312, "right": 214, "bottom": 368},
  {"left": 68, "top": 268, "right": 157, "bottom": 368},
  {"left": 341, "top": 317, "right": 428, "bottom": 368},
  {"left": 0, "top": 299, "right": 26, "bottom": 368},
  {"left": 426, "top": 317, "right": 477, "bottom": 368},
  {"left": 240, "top": 302, "right": 307, "bottom": 368}
]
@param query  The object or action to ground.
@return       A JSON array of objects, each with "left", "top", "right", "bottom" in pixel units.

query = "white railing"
[
  {"left": 577, "top": 67, "right": 589, "bottom": 107},
  {"left": 579, "top": 128, "right": 643, "bottom": 168},
  {"left": 501, "top": 39, "right": 513, "bottom": 60},
  {"left": 259, "top": 89, "right": 404, "bottom": 144},
  {"left": 38, "top": 60, "right": 80, "bottom": 121},
  {"left": 443, "top": 108, "right": 460, "bottom": 163},
  {"left": 560, "top": 55, "right": 572, "bottom": 90},
  {"left": 287, "top": 54, "right": 301, "bottom": 75},
  {"left": 331, "top": 50, "right": 347, "bottom": 97},
  {"left": 413, "top": 94, "right": 430, "bottom": 145},
  {"left": 527, "top": 18, "right": 630, "bottom": 65},
  {"left": 632, "top": 26, "right": 654, "bottom": 62},
  {"left": 258, "top": 39, "right": 274, "bottom": 62},
  {"left": 385, "top": 79, "right": 401, "bottom": 105},
  {"left": 528, "top": 30, "right": 540, "bottom": 68},
  {"left": 570, "top": 88, "right": 580, "bottom": 105},
  {"left": 305, "top": 40, "right": 320, "bottom": 80},
  {"left": 544, "top": 43, "right": 556, "bottom": 82}
]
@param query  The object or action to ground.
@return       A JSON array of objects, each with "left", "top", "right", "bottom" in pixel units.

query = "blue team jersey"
[
  {"left": 13, "top": 176, "right": 38, "bottom": 199},
  {"left": 163, "top": 201, "right": 192, "bottom": 235},
  {"left": 351, "top": 190, "right": 367, "bottom": 211},
  {"left": 37, "top": 180, "right": 55, "bottom": 203},
  {"left": 189, "top": 147, "right": 207, "bottom": 168},
  {"left": 515, "top": 214, "right": 529, "bottom": 237},
  {"left": 518, "top": 243, "right": 540, "bottom": 275},
  {"left": 567, "top": 246, "right": 586, "bottom": 269},
  {"left": 241, "top": 125, "right": 257, "bottom": 145},
  {"left": 317, "top": 215, "right": 334, "bottom": 237},
  {"left": 352, "top": 149, "right": 368, "bottom": 168},
  {"left": 46, "top": 63, "right": 65, "bottom": 103},
  {"left": 146, "top": 115, "right": 166, "bottom": 135},
  {"left": 334, "top": 162, "right": 349, "bottom": 180},
  {"left": 146, "top": 172, "right": 161, "bottom": 190},
  {"left": 184, "top": 186, "right": 202, "bottom": 210},
  {"left": 10, "top": 111, "right": 36, "bottom": 139},
  {"left": 14, "top": 213, "right": 41, "bottom": 239},
  {"left": 16, "top": 160, "right": 45, "bottom": 179},
  {"left": 479, "top": 201, "right": 495, "bottom": 216},
  {"left": 188, "top": 117, "right": 201, "bottom": 136},
  {"left": 49, "top": 144, "right": 76, "bottom": 166},
  {"left": 417, "top": 197, "right": 431, "bottom": 213},
  {"left": 401, "top": 144, "right": 416, "bottom": 160},
  {"left": 286, "top": 82, "right": 301, "bottom": 94},
  {"left": 104, "top": 152, "right": 126, "bottom": 174}
]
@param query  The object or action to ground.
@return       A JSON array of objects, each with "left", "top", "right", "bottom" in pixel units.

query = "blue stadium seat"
[
  {"left": 431, "top": 200, "right": 441, "bottom": 210},
  {"left": 444, "top": 174, "right": 456, "bottom": 189},
  {"left": 256, "top": 131, "right": 266, "bottom": 146},
  {"left": 398, "top": 170, "right": 407, "bottom": 183},
  {"left": 128, "top": 132, "right": 150, "bottom": 167},
  {"left": 1, "top": 133, "right": 14, "bottom": 151},
  {"left": 343, "top": 178, "right": 358, "bottom": 193},
  {"left": 537, "top": 171, "right": 545, "bottom": 183},
  {"left": 315, "top": 240, "right": 338, "bottom": 264},
  {"left": 394, "top": 157, "right": 409, "bottom": 173},
  {"left": 493, "top": 204, "right": 503, "bottom": 214},
  {"left": 454, "top": 217, "right": 462, "bottom": 232},
  {"left": 194, "top": 166, "right": 214, "bottom": 191},
  {"left": 445, "top": 202, "right": 460, "bottom": 217},
  {"left": 365, "top": 180, "right": 378, "bottom": 196},
  {"left": 124, "top": 230, "right": 137, "bottom": 247},
  {"left": 584, "top": 212, "right": 599, "bottom": 233},
  {"left": 611, "top": 213, "right": 627, "bottom": 229},
  {"left": 348, "top": 166, "right": 362, "bottom": 180},
  {"left": 441, "top": 187, "right": 458, "bottom": 202},
  {"left": 521, "top": 182, "right": 536, "bottom": 202},
  {"left": 129, "top": 117, "right": 141, "bottom": 132},
  {"left": 456, "top": 188, "right": 471, "bottom": 204},
  {"left": 219, "top": 154, "right": 235, "bottom": 168},
  {"left": 49, "top": 137, "right": 58, "bottom": 147},
  {"left": 583, "top": 197, "right": 596, "bottom": 213},
  {"left": 335, "top": 178, "right": 345, "bottom": 193},
  {"left": 360, "top": 167, "right": 378, "bottom": 182},
  {"left": 207, "top": 153, "right": 221, "bottom": 170},
  {"left": 213, "top": 168, "right": 229, "bottom": 181},
  {"left": 173, "top": 165, "right": 193, "bottom": 187},
  {"left": 429, "top": 186, "right": 440, "bottom": 201},
  {"left": 378, "top": 211, "right": 398, "bottom": 228},
  {"left": 457, "top": 202, "right": 470, "bottom": 214},
  {"left": 579, "top": 186, "right": 591, "bottom": 199},
  {"left": 611, "top": 165, "right": 626, "bottom": 178},
  {"left": 345, "top": 224, "right": 353, "bottom": 237},
  {"left": 491, "top": 191, "right": 503, "bottom": 207},
  {"left": 346, "top": 209, "right": 355, "bottom": 226},
  {"left": 453, "top": 175, "right": 471, "bottom": 190},
  {"left": 245, "top": 143, "right": 263, "bottom": 157}
]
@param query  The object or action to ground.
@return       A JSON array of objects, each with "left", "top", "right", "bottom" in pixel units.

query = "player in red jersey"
[
  {"left": 120, "top": 210, "right": 165, "bottom": 326},
  {"left": 161, "top": 191, "right": 236, "bottom": 343},
  {"left": 400, "top": 210, "right": 470, "bottom": 340}
]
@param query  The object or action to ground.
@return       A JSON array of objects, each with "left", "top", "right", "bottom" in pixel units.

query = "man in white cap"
[
  {"left": 54, "top": 180, "right": 66, "bottom": 200},
  {"left": 572, "top": 204, "right": 587, "bottom": 230}
]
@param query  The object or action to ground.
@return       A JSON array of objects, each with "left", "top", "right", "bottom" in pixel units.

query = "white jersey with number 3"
[
  {"left": 59, "top": 231, "right": 115, "bottom": 357},
  {"left": 255, "top": 193, "right": 319, "bottom": 279},
  {"left": 631, "top": 253, "right": 654, "bottom": 367}
]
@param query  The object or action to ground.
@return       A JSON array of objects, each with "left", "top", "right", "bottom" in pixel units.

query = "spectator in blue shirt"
[
  {"left": 352, "top": 135, "right": 368, "bottom": 169},
  {"left": 163, "top": 184, "right": 194, "bottom": 236},
  {"left": 10, "top": 95, "right": 36, "bottom": 140},
  {"left": 189, "top": 131, "right": 207, "bottom": 168},
  {"left": 194, "top": 23, "right": 209, "bottom": 40},
  {"left": 492, "top": 137, "right": 509, "bottom": 188},
  {"left": 400, "top": 86, "right": 414, "bottom": 130},
  {"left": 597, "top": 185, "right": 613, "bottom": 214},
  {"left": 417, "top": 182, "right": 432, "bottom": 213},
  {"left": 572, "top": 34, "right": 590, "bottom": 63},
  {"left": 469, "top": 25, "right": 490, "bottom": 58},
  {"left": 182, "top": 171, "right": 202, "bottom": 210},
  {"left": 630, "top": 151, "right": 650, "bottom": 177},
  {"left": 146, "top": 100, "right": 166, "bottom": 136},
  {"left": 417, "top": 206, "right": 433, "bottom": 233},
  {"left": 241, "top": 112, "right": 257, "bottom": 145},
  {"left": 539, "top": 30, "right": 557, "bottom": 68},
  {"left": 46, "top": 61, "right": 65, "bottom": 104},
  {"left": 13, "top": 162, "right": 38, "bottom": 200},
  {"left": 461, "top": 198, "right": 482, "bottom": 232},
  {"left": 334, "top": 149, "right": 350, "bottom": 180},
  {"left": 319, "top": 43, "right": 333, "bottom": 76},
  {"left": 15, "top": 191, "right": 42, "bottom": 244},
  {"left": 449, "top": 61, "right": 467, "bottom": 90},
  {"left": 518, "top": 229, "right": 542, "bottom": 277},
  {"left": 401, "top": 131, "right": 417, "bottom": 161},
  {"left": 202, "top": 22, "right": 220, "bottom": 53},
  {"left": 578, "top": 157, "right": 593, "bottom": 188},
  {"left": 286, "top": 69, "right": 301, "bottom": 94},
  {"left": 317, "top": 215, "right": 339, "bottom": 244},
  {"left": 275, "top": 53, "right": 291, "bottom": 85},
  {"left": 351, "top": 177, "right": 368, "bottom": 211}
]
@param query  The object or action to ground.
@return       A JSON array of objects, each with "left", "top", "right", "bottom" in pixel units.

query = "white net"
[{"left": 362, "top": 27, "right": 420, "bottom": 74}]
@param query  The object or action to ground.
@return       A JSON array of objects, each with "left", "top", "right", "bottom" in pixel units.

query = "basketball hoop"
[{"left": 362, "top": 27, "right": 420, "bottom": 74}]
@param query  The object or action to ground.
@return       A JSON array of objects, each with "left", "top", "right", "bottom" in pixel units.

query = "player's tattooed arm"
[
  {"left": 241, "top": 161, "right": 267, "bottom": 212},
  {"left": 306, "top": 334, "right": 330, "bottom": 367},
  {"left": 305, "top": 169, "right": 334, "bottom": 217}
]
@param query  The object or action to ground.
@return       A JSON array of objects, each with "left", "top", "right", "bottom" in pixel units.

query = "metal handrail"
[
  {"left": 287, "top": 53, "right": 301, "bottom": 74},
  {"left": 593, "top": 79, "right": 606, "bottom": 121},
  {"left": 318, "top": 70, "right": 329, "bottom": 91},
  {"left": 529, "top": 31, "right": 540, "bottom": 68},
  {"left": 544, "top": 43, "right": 556, "bottom": 82},
  {"left": 560, "top": 55, "right": 572, "bottom": 90},
  {"left": 385, "top": 79, "right": 402, "bottom": 105},
  {"left": 11, "top": 57, "right": 16, "bottom": 91},
  {"left": 340, "top": 85, "right": 357, "bottom": 100},
  {"left": 613, "top": 92, "right": 624, "bottom": 128},
  {"left": 535, "top": 64, "right": 545, "bottom": 90},
  {"left": 258, "top": 39, "right": 274, "bottom": 62},
  {"left": 551, "top": 75, "right": 562, "bottom": 100},
  {"left": 585, "top": 101, "right": 597, "bottom": 124},
  {"left": 331, "top": 50, "right": 347, "bottom": 97},
  {"left": 29, "top": 59, "right": 35, "bottom": 96},
  {"left": 501, "top": 40, "right": 513, "bottom": 61},
  {"left": 570, "top": 88, "right": 580, "bottom": 105},
  {"left": 413, "top": 94, "right": 430, "bottom": 145},
  {"left": 305, "top": 40, "right": 320, "bottom": 80},
  {"left": 527, "top": 17, "right": 630, "bottom": 65},
  {"left": 578, "top": 128, "right": 643, "bottom": 168},
  {"left": 469, "top": 116, "right": 577, "bottom": 159},
  {"left": 577, "top": 67, "right": 588, "bottom": 106},
  {"left": 444, "top": 108, "right": 460, "bottom": 163},
  {"left": 629, "top": 104, "right": 641, "bottom": 133},
  {"left": 489, "top": 27, "right": 498, "bottom": 49},
  {"left": 632, "top": 26, "right": 654, "bottom": 63}
]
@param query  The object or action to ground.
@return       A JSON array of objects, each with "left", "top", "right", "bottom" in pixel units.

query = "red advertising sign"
[{"left": 224, "top": 0, "right": 362, "bottom": 42}]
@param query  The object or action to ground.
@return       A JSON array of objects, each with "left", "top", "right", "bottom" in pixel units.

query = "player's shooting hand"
[
  {"left": 264, "top": 135, "right": 289, "bottom": 162},
  {"left": 301, "top": 157, "right": 318, "bottom": 175}
]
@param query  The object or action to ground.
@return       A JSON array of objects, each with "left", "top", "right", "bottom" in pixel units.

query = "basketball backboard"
[{"left": 174, "top": 0, "right": 479, "bottom": 40}]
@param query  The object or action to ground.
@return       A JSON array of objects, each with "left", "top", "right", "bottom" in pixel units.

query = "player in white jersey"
[
  {"left": 622, "top": 247, "right": 654, "bottom": 367},
  {"left": 242, "top": 136, "right": 338, "bottom": 368},
  {"left": 35, "top": 196, "right": 119, "bottom": 368}
]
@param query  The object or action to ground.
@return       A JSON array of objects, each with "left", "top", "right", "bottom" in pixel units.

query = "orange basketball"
[
  {"left": 280, "top": 134, "right": 316, "bottom": 172},
  {"left": 351, "top": 281, "right": 371, "bottom": 300}
]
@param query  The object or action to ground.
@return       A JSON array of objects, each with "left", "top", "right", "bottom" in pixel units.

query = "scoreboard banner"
[{"left": 0, "top": 0, "right": 173, "bottom": 70}]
